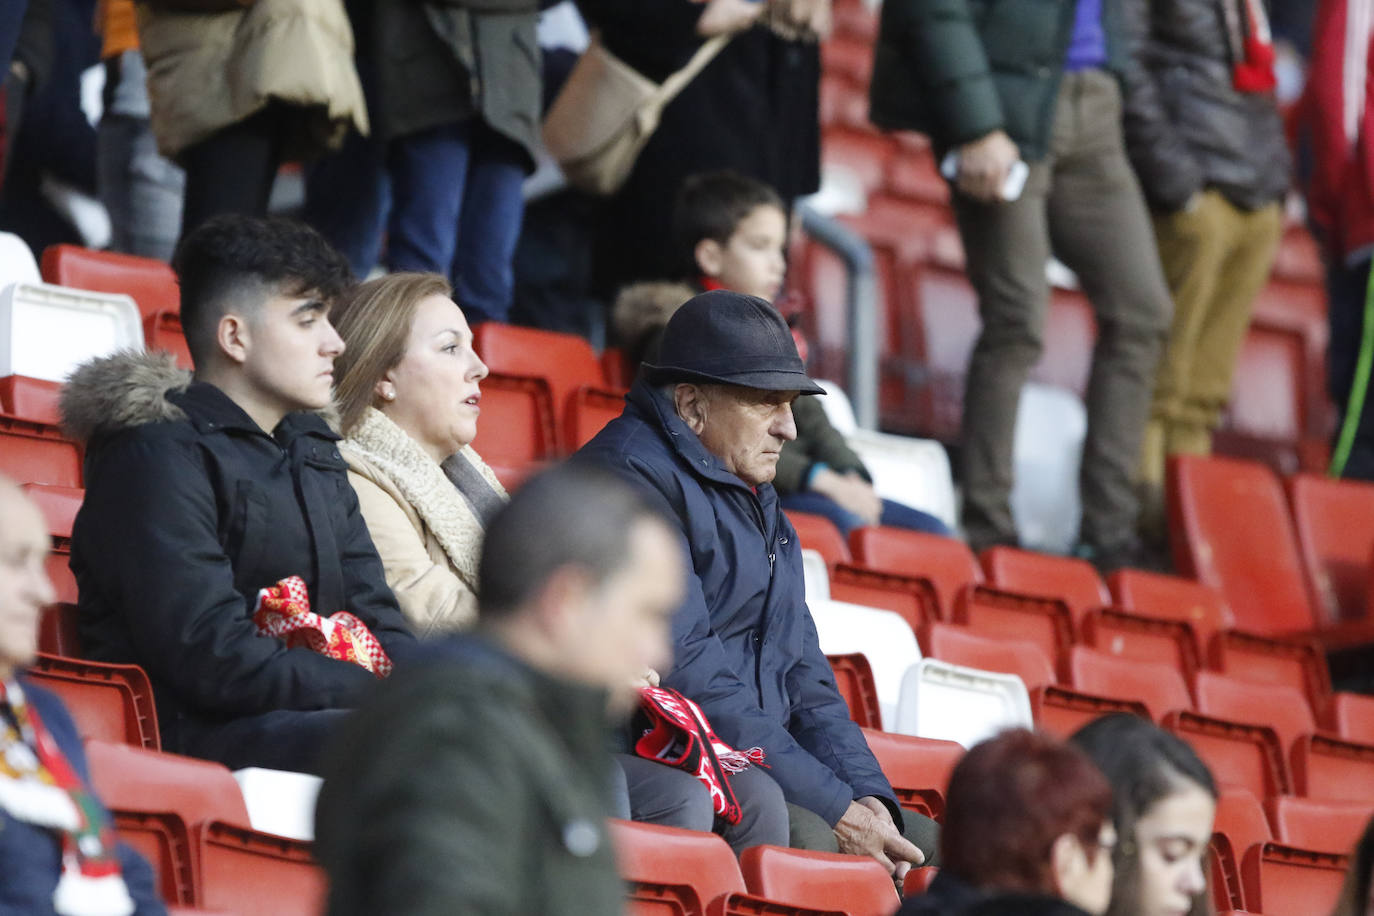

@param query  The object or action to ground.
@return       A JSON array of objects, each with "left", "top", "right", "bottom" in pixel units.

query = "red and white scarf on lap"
[
  {"left": 633, "top": 686, "right": 765, "bottom": 825},
  {"left": 0, "top": 679, "right": 134, "bottom": 916},
  {"left": 253, "top": 576, "right": 393, "bottom": 677}
]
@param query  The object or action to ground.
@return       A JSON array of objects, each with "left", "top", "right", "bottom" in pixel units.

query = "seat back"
[
  {"left": 26, "top": 654, "right": 160, "bottom": 749},
  {"left": 609, "top": 819, "right": 747, "bottom": 915},
  {"left": 830, "top": 564, "right": 939, "bottom": 634},
  {"left": 1330, "top": 691, "right": 1374, "bottom": 744},
  {"left": 1030, "top": 686, "right": 1151, "bottom": 740},
  {"left": 1240, "top": 842, "right": 1348, "bottom": 916},
  {"left": 849, "top": 526, "right": 982, "bottom": 618},
  {"left": 1067, "top": 646, "right": 1193, "bottom": 722},
  {"left": 466, "top": 372, "right": 557, "bottom": 467},
  {"left": 1287, "top": 472, "right": 1374, "bottom": 625},
  {"left": 738, "top": 846, "right": 899, "bottom": 916},
  {"left": 810, "top": 598, "right": 922, "bottom": 729},
  {"left": 37, "top": 602, "right": 81, "bottom": 656},
  {"left": 144, "top": 311, "right": 193, "bottom": 369},
  {"left": 0, "top": 374, "right": 62, "bottom": 425},
  {"left": 1167, "top": 454, "right": 1316, "bottom": 634},
  {"left": 194, "top": 820, "right": 326, "bottom": 916},
  {"left": 40, "top": 244, "right": 179, "bottom": 318},
  {"left": 1208, "top": 632, "right": 1331, "bottom": 722},
  {"left": 85, "top": 740, "right": 251, "bottom": 829},
  {"left": 1079, "top": 609, "right": 1201, "bottom": 683},
  {"left": 23, "top": 482, "right": 82, "bottom": 539},
  {"left": 0, "top": 417, "right": 82, "bottom": 487},
  {"left": 1265, "top": 796, "right": 1374, "bottom": 855},
  {"left": 918, "top": 621, "right": 1054, "bottom": 691},
  {"left": 1107, "top": 569, "right": 1235, "bottom": 652},
  {"left": 786, "top": 511, "right": 852, "bottom": 569},
  {"left": 952, "top": 585, "right": 1074, "bottom": 668},
  {"left": 1291, "top": 734, "right": 1374, "bottom": 802},
  {"left": 0, "top": 282, "right": 143, "bottom": 382},
  {"left": 893, "top": 658, "right": 1033, "bottom": 747},
  {"left": 1164, "top": 711, "right": 1289, "bottom": 798},
  {"left": 980, "top": 545, "right": 1108, "bottom": 629},
  {"left": 564, "top": 385, "right": 626, "bottom": 453},
  {"left": 861, "top": 727, "right": 963, "bottom": 821},
  {"left": 474, "top": 323, "right": 604, "bottom": 421},
  {"left": 826, "top": 653, "right": 883, "bottom": 729},
  {"left": 1194, "top": 671, "right": 1315, "bottom": 751}
]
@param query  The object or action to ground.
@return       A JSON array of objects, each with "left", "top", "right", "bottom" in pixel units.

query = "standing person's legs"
[
  {"left": 385, "top": 121, "right": 470, "bottom": 277},
  {"left": 179, "top": 104, "right": 287, "bottom": 240},
  {"left": 303, "top": 129, "right": 390, "bottom": 279},
  {"left": 952, "top": 156, "right": 1055, "bottom": 551},
  {"left": 450, "top": 124, "right": 528, "bottom": 325},
  {"left": 1043, "top": 70, "right": 1172, "bottom": 558}
]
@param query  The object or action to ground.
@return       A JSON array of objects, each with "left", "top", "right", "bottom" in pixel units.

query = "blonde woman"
[{"left": 332, "top": 273, "right": 505, "bottom": 638}]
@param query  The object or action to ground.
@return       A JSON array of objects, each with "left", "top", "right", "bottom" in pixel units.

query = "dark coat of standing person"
[{"left": 315, "top": 465, "right": 683, "bottom": 915}]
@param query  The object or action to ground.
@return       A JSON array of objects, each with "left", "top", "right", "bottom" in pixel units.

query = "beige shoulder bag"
[{"left": 543, "top": 33, "right": 731, "bottom": 196}]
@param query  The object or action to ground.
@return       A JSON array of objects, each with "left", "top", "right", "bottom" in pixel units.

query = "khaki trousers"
[
  {"left": 1139, "top": 191, "right": 1283, "bottom": 487},
  {"left": 953, "top": 70, "right": 1173, "bottom": 552}
]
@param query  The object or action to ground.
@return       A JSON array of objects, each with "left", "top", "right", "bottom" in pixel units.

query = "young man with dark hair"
[
  {"left": 61, "top": 214, "right": 416, "bottom": 775},
  {"left": 315, "top": 464, "right": 683, "bottom": 914}
]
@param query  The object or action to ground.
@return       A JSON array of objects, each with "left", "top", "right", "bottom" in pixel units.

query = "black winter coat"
[
  {"left": 577, "top": 0, "right": 820, "bottom": 294},
  {"left": 1118, "top": 0, "right": 1289, "bottom": 211},
  {"left": 576, "top": 381, "right": 897, "bottom": 827},
  {"left": 63, "top": 353, "right": 417, "bottom": 755}
]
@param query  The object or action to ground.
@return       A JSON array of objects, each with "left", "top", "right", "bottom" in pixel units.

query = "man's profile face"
[
  {"left": 688, "top": 385, "right": 799, "bottom": 487},
  {"left": 0, "top": 484, "right": 55, "bottom": 672},
  {"left": 239, "top": 291, "right": 346, "bottom": 417},
  {"left": 562, "top": 518, "right": 682, "bottom": 714}
]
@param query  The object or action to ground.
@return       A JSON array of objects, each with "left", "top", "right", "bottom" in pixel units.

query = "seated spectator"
[
  {"left": 315, "top": 465, "right": 682, "bottom": 914},
  {"left": 331, "top": 271, "right": 788, "bottom": 853},
  {"left": 61, "top": 215, "right": 417, "bottom": 775},
  {"left": 579, "top": 289, "right": 937, "bottom": 876},
  {"left": 901, "top": 729, "right": 1116, "bottom": 916},
  {"left": 1332, "top": 811, "right": 1374, "bottom": 916},
  {"left": 613, "top": 170, "right": 951, "bottom": 541},
  {"left": 331, "top": 273, "right": 505, "bottom": 637},
  {"left": 0, "top": 474, "right": 166, "bottom": 916},
  {"left": 1072, "top": 715, "right": 1217, "bottom": 916}
]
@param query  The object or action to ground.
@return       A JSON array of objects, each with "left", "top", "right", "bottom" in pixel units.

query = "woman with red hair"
[{"left": 901, "top": 728, "right": 1117, "bottom": 916}]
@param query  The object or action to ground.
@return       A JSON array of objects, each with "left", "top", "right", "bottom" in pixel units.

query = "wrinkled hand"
[
  {"left": 833, "top": 798, "right": 925, "bottom": 877},
  {"left": 696, "top": 0, "right": 768, "bottom": 36},
  {"left": 955, "top": 129, "right": 1020, "bottom": 202},
  {"left": 633, "top": 668, "right": 661, "bottom": 689},
  {"left": 811, "top": 468, "right": 882, "bottom": 527}
]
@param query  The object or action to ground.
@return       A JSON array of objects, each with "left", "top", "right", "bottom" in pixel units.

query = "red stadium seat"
[
  {"left": 953, "top": 585, "right": 1074, "bottom": 671},
  {"left": 885, "top": 147, "right": 948, "bottom": 206},
  {"left": 830, "top": 564, "right": 939, "bottom": 634},
  {"left": 896, "top": 259, "right": 980, "bottom": 441},
  {"left": 818, "top": 36, "right": 874, "bottom": 87},
  {"left": 467, "top": 372, "right": 558, "bottom": 467},
  {"left": 194, "top": 820, "right": 325, "bottom": 916},
  {"left": 1208, "top": 630, "right": 1332, "bottom": 716},
  {"left": 1029, "top": 686, "right": 1149, "bottom": 740},
  {"left": 23, "top": 482, "right": 82, "bottom": 605},
  {"left": 1164, "top": 711, "right": 1289, "bottom": 799},
  {"left": 827, "top": 653, "right": 883, "bottom": 729},
  {"left": 1291, "top": 734, "right": 1374, "bottom": 801},
  {"left": 1265, "top": 795, "right": 1374, "bottom": 855},
  {"left": 1210, "top": 786, "right": 1270, "bottom": 910},
  {"left": 1216, "top": 322, "right": 1306, "bottom": 476},
  {"left": 0, "top": 415, "right": 82, "bottom": 488},
  {"left": 821, "top": 127, "right": 896, "bottom": 195},
  {"left": 738, "top": 846, "right": 899, "bottom": 916},
  {"left": 1079, "top": 608, "right": 1201, "bottom": 683},
  {"left": 1107, "top": 569, "right": 1235, "bottom": 655},
  {"left": 26, "top": 653, "right": 160, "bottom": 749},
  {"left": 144, "top": 311, "right": 193, "bottom": 369},
  {"left": 861, "top": 727, "right": 964, "bottom": 822},
  {"left": 601, "top": 347, "right": 633, "bottom": 389},
  {"left": 850, "top": 527, "right": 982, "bottom": 618},
  {"left": 918, "top": 621, "right": 1055, "bottom": 691},
  {"left": 1066, "top": 646, "right": 1193, "bottom": 722},
  {"left": 1032, "top": 289, "right": 1097, "bottom": 399},
  {"left": 40, "top": 244, "right": 179, "bottom": 319},
  {"left": 786, "top": 511, "right": 852, "bottom": 569},
  {"left": 1287, "top": 472, "right": 1374, "bottom": 624},
  {"left": 474, "top": 322, "right": 606, "bottom": 422},
  {"left": 564, "top": 385, "right": 626, "bottom": 453},
  {"left": 980, "top": 546, "right": 1109, "bottom": 631},
  {"left": 1194, "top": 671, "right": 1315, "bottom": 752},
  {"left": 1167, "top": 454, "right": 1316, "bottom": 634},
  {"left": 1328, "top": 691, "right": 1374, "bottom": 744},
  {"left": 37, "top": 603, "right": 80, "bottom": 656},
  {"left": 1240, "top": 842, "right": 1348, "bottom": 916},
  {"left": 0, "top": 374, "right": 61, "bottom": 425}
]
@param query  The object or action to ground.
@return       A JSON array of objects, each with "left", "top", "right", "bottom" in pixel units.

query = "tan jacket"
[
  {"left": 342, "top": 409, "right": 506, "bottom": 638},
  {"left": 137, "top": 0, "right": 368, "bottom": 160}
]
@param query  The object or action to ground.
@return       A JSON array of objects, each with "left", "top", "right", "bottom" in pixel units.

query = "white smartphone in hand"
[{"left": 940, "top": 151, "right": 1029, "bottom": 202}]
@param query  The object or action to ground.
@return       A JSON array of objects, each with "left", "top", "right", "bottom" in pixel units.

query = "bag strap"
[{"left": 654, "top": 34, "right": 732, "bottom": 106}]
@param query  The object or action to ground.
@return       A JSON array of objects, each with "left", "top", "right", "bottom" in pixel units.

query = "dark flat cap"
[{"left": 642, "top": 290, "right": 824, "bottom": 395}]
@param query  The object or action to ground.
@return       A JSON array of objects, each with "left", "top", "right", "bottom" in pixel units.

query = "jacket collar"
[
  {"left": 626, "top": 379, "right": 772, "bottom": 497},
  {"left": 170, "top": 381, "right": 340, "bottom": 444}
]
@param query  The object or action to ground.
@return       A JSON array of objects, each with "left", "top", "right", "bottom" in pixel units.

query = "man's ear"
[
  {"left": 529, "top": 564, "right": 594, "bottom": 642},
  {"left": 673, "top": 384, "right": 708, "bottom": 435},
  {"left": 695, "top": 238, "right": 724, "bottom": 278},
  {"left": 1049, "top": 832, "right": 1085, "bottom": 898},
  {"left": 216, "top": 314, "right": 250, "bottom": 366}
]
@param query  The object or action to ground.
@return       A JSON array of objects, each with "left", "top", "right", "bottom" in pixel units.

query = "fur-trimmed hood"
[
  {"left": 611, "top": 281, "right": 694, "bottom": 360},
  {"left": 60, "top": 349, "right": 190, "bottom": 445}
]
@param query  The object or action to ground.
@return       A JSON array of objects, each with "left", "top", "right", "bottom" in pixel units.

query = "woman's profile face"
[{"left": 1132, "top": 783, "right": 1216, "bottom": 916}]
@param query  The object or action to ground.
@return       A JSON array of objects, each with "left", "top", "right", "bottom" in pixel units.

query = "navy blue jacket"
[
  {"left": 577, "top": 381, "right": 897, "bottom": 826},
  {"left": 1, "top": 678, "right": 165, "bottom": 916}
]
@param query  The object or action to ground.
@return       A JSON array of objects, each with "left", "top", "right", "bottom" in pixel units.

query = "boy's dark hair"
[
  {"left": 671, "top": 170, "right": 785, "bottom": 278},
  {"left": 171, "top": 215, "right": 353, "bottom": 367},
  {"left": 479, "top": 463, "right": 671, "bottom": 620}
]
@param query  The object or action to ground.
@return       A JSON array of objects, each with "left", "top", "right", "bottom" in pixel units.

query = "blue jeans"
[
  {"left": 303, "top": 126, "right": 390, "bottom": 280},
  {"left": 779, "top": 491, "right": 953, "bottom": 541},
  {"left": 387, "top": 120, "right": 527, "bottom": 324}
]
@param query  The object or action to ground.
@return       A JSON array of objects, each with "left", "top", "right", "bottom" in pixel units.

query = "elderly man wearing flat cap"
[{"left": 578, "top": 289, "right": 937, "bottom": 877}]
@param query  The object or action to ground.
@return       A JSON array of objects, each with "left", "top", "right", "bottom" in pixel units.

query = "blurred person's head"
[
  {"left": 673, "top": 171, "right": 788, "bottom": 302},
  {"left": 1072, "top": 716, "right": 1218, "bottom": 916},
  {"left": 1330, "top": 812, "right": 1374, "bottom": 916},
  {"left": 173, "top": 215, "right": 352, "bottom": 431},
  {"left": 331, "top": 272, "right": 488, "bottom": 463},
  {"left": 478, "top": 464, "right": 682, "bottom": 714},
  {"left": 643, "top": 290, "right": 823, "bottom": 487},
  {"left": 943, "top": 729, "right": 1117, "bottom": 915},
  {"left": 0, "top": 477, "right": 56, "bottom": 679}
]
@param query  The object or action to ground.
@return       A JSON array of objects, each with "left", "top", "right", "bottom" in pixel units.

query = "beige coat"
[
  {"left": 342, "top": 409, "right": 506, "bottom": 638},
  {"left": 137, "top": 0, "right": 368, "bottom": 160}
]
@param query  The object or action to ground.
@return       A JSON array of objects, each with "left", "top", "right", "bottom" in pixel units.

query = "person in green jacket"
[
  {"left": 314, "top": 465, "right": 684, "bottom": 915},
  {"left": 869, "top": 0, "right": 1174, "bottom": 572}
]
